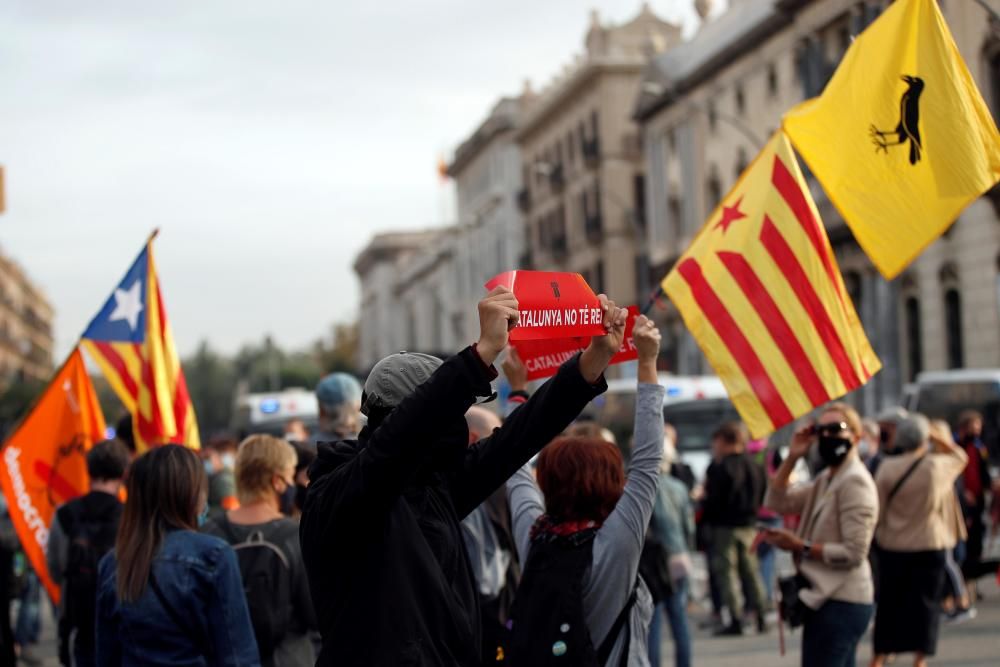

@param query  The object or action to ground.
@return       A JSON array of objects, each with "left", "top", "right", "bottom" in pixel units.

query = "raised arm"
[
  {"left": 451, "top": 296, "right": 628, "bottom": 517},
  {"left": 592, "top": 316, "right": 665, "bottom": 552},
  {"left": 763, "top": 422, "right": 814, "bottom": 516}
]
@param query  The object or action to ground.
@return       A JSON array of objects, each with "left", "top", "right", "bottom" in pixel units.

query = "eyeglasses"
[{"left": 815, "top": 422, "right": 850, "bottom": 437}]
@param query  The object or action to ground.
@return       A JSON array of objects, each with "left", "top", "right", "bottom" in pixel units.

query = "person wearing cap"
[
  {"left": 299, "top": 286, "right": 628, "bottom": 667},
  {"left": 313, "top": 372, "right": 364, "bottom": 443}
]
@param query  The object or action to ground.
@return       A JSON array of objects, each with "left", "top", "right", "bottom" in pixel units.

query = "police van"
[{"left": 232, "top": 388, "right": 319, "bottom": 438}]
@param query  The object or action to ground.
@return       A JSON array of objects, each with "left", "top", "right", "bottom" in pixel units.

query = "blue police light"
[
  {"left": 666, "top": 386, "right": 682, "bottom": 397},
  {"left": 260, "top": 399, "right": 280, "bottom": 414}
]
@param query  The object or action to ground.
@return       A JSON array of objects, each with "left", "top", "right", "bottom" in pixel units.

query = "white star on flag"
[{"left": 109, "top": 280, "right": 144, "bottom": 332}]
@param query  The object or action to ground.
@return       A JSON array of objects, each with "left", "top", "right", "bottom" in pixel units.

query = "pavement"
[{"left": 14, "top": 571, "right": 1000, "bottom": 666}]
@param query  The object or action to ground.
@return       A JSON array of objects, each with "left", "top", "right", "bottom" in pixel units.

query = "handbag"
[{"left": 777, "top": 573, "right": 810, "bottom": 629}]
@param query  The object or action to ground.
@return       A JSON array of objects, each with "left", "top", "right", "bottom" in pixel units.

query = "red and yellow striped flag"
[
  {"left": 662, "top": 132, "right": 880, "bottom": 437},
  {"left": 81, "top": 235, "right": 200, "bottom": 452}
]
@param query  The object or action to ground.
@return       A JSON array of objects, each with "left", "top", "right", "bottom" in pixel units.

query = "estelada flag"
[
  {"left": 0, "top": 349, "right": 107, "bottom": 604},
  {"left": 486, "top": 271, "right": 605, "bottom": 341},
  {"left": 81, "top": 234, "right": 200, "bottom": 452},
  {"left": 662, "top": 132, "right": 881, "bottom": 438},
  {"left": 512, "top": 306, "right": 641, "bottom": 381},
  {"left": 782, "top": 0, "right": 1000, "bottom": 279}
]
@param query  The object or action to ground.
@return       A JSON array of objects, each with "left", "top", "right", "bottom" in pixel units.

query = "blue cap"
[{"left": 315, "top": 373, "right": 362, "bottom": 410}]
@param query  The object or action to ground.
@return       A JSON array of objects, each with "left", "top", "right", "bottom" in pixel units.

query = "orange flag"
[{"left": 0, "top": 349, "right": 107, "bottom": 603}]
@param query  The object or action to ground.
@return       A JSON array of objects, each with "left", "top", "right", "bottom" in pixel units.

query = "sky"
[{"left": 1, "top": 0, "right": 703, "bottom": 359}]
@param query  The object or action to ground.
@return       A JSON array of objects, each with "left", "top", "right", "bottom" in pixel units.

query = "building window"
[
  {"left": 668, "top": 195, "right": 682, "bottom": 244},
  {"left": 767, "top": 62, "right": 778, "bottom": 97},
  {"left": 735, "top": 148, "right": 748, "bottom": 180},
  {"left": 633, "top": 174, "right": 647, "bottom": 230},
  {"left": 534, "top": 156, "right": 543, "bottom": 186},
  {"left": 590, "top": 110, "right": 599, "bottom": 139},
  {"left": 706, "top": 168, "right": 722, "bottom": 210},
  {"left": 905, "top": 296, "right": 923, "bottom": 381},
  {"left": 567, "top": 131, "right": 576, "bottom": 166},
  {"left": 666, "top": 128, "right": 676, "bottom": 153},
  {"left": 987, "top": 43, "right": 1000, "bottom": 125},
  {"left": 735, "top": 84, "right": 746, "bottom": 116},
  {"left": 944, "top": 288, "right": 964, "bottom": 368},
  {"left": 707, "top": 101, "right": 717, "bottom": 132}
]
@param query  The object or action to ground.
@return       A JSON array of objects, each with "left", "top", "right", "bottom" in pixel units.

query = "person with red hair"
[{"left": 505, "top": 316, "right": 664, "bottom": 666}]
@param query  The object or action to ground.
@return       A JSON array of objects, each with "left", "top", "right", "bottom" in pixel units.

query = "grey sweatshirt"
[{"left": 508, "top": 382, "right": 665, "bottom": 667}]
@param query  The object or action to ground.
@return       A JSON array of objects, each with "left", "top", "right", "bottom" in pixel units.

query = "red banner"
[
  {"left": 511, "top": 306, "right": 640, "bottom": 380},
  {"left": 485, "top": 271, "right": 605, "bottom": 341}
]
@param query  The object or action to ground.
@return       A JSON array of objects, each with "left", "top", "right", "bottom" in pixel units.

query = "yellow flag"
[
  {"left": 782, "top": 0, "right": 1000, "bottom": 279},
  {"left": 662, "top": 133, "right": 880, "bottom": 438}
]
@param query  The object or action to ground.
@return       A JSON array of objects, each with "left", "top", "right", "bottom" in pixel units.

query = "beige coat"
[
  {"left": 764, "top": 455, "right": 879, "bottom": 609},
  {"left": 874, "top": 446, "right": 968, "bottom": 552}
]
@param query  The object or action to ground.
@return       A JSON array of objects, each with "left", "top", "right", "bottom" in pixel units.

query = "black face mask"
[
  {"left": 294, "top": 484, "right": 308, "bottom": 513},
  {"left": 278, "top": 483, "right": 297, "bottom": 516},
  {"left": 818, "top": 436, "right": 852, "bottom": 467}
]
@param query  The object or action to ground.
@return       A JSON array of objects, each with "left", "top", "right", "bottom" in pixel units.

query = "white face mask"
[
  {"left": 220, "top": 453, "right": 236, "bottom": 470},
  {"left": 857, "top": 438, "right": 872, "bottom": 459}
]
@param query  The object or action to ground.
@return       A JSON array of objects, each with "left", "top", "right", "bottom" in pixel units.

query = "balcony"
[
  {"left": 582, "top": 138, "right": 600, "bottom": 168},
  {"left": 585, "top": 214, "right": 603, "bottom": 244},
  {"left": 517, "top": 188, "right": 532, "bottom": 213},
  {"left": 548, "top": 164, "right": 565, "bottom": 193}
]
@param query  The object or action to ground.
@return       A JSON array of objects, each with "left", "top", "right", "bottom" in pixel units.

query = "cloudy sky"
[{"left": 2, "top": 0, "right": 702, "bottom": 358}]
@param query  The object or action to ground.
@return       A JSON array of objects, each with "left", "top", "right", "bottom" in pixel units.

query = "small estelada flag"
[
  {"left": 511, "top": 306, "right": 640, "bottom": 381},
  {"left": 782, "top": 0, "right": 1000, "bottom": 279},
  {"left": 485, "top": 271, "right": 606, "bottom": 341},
  {"left": 662, "top": 132, "right": 881, "bottom": 438},
  {"left": 81, "top": 234, "right": 200, "bottom": 452},
  {"left": 0, "top": 349, "right": 107, "bottom": 604}
]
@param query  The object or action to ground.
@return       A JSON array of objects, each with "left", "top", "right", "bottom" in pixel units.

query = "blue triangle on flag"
[{"left": 82, "top": 247, "right": 149, "bottom": 343}]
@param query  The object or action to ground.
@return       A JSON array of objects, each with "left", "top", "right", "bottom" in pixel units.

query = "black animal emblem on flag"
[{"left": 869, "top": 75, "right": 925, "bottom": 165}]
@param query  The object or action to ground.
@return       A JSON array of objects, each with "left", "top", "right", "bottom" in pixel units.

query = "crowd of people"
[{"left": 0, "top": 286, "right": 995, "bottom": 666}]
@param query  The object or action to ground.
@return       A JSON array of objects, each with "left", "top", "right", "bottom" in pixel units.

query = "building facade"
[
  {"left": 447, "top": 97, "right": 525, "bottom": 345},
  {"left": 0, "top": 247, "right": 54, "bottom": 386},
  {"left": 636, "top": 0, "right": 1000, "bottom": 413},
  {"left": 517, "top": 6, "right": 683, "bottom": 309}
]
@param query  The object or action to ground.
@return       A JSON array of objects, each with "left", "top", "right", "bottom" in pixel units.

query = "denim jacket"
[{"left": 96, "top": 529, "right": 260, "bottom": 666}]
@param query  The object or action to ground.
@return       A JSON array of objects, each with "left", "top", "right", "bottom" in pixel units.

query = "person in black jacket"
[
  {"left": 299, "top": 286, "right": 627, "bottom": 666},
  {"left": 702, "top": 422, "right": 768, "bottom": 637}
]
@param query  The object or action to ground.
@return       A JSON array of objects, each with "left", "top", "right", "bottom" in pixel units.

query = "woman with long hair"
[
  {"left": 96, "top": 444, "right": 259, "bottom": 666},
  {"left": 505, "top": 316, "right": 664, "bottom": 666}
]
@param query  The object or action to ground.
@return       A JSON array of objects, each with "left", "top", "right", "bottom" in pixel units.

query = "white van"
[
  {"left": 232, "top": 388, "right": 319, "bottom": 438},
  {"left": 904, "top": 369, "right": 1000, "bottom": 452}
]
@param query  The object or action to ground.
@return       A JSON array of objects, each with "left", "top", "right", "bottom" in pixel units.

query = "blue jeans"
[
  {"left": 647, "top": 577, "right": 692, "bottom": 667},
  {"left": 756, "top": 517, "right": 781, "bottom": 603},
  {"left": 801, "top": 600, "right": 873, "bottom": 667}
]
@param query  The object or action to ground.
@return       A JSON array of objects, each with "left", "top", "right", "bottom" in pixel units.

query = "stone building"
[
  {"left": 0, "top": 247, "right": 54, "bottom": 386},
  {"left": 635, "top": 0, "right": 1000, "bottom": 413},
  {"left": 517, "top": 5, "right": 683, "bottom": 309},
  {"left": 447, "top": 96, "right": 525, "bottom": 345}
]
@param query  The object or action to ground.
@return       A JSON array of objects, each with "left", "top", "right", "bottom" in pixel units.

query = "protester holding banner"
[
  {"left": 203, "top": 434, "right": 317, "bottom": 667},
  {"left": 762, "top": 404, "right": 878, "bottom": 667},
  {"left": 505, "top": 315, "right": 664, "bottom": 666},
  {"left": 96, "top": 444, "right": 259, "bottom": 666},
  {"left": 300, "top": 287, "right": 627, "bottom": 666},
  {"left": 47, "top": 439, "right": 130, "bottom": 667}
]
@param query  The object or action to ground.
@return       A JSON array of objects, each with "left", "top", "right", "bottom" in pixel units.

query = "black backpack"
[
  {"left": 221, "top": 518, "right": 294, "bottom": 661},
  {"left": 505, "top": 527, "right": 638, "bottom": 667},
  {"left": 60, "top": 503, "right": 120, "bottom": 643}
]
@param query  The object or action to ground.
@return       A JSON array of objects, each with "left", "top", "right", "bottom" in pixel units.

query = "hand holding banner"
[
  {"left": 485, "top": 271, "right": 605, "bottom": 341},
  {"left": 511, "top": 306, "right": 641, "bottom": 381}
]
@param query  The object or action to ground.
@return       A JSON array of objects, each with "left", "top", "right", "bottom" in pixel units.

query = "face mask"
[
  {"left": 857, "top": 438, "right": 871, "bottom": 459},
  {"left": 278, "top": 483, "right": 297, "bottom": 516},
  {"left": 294, "top": 484, "right": 308, "bottom": 513},
  {"left": 197, "top": 504, "right": 209, "bottom": 527},
  {"left": 220, "top": 453, "right": 236, "bottom": 470},
  {"left": 818, "top": 436, "right": 852, "bottom": 467}
]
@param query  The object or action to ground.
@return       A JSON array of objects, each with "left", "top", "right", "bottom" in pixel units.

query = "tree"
[
  {"left": 183, "top": 340, "right": 237, "bottom": 435},
  {"left": 313, "top": 322, "right": 359, "bottom": 375}
]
